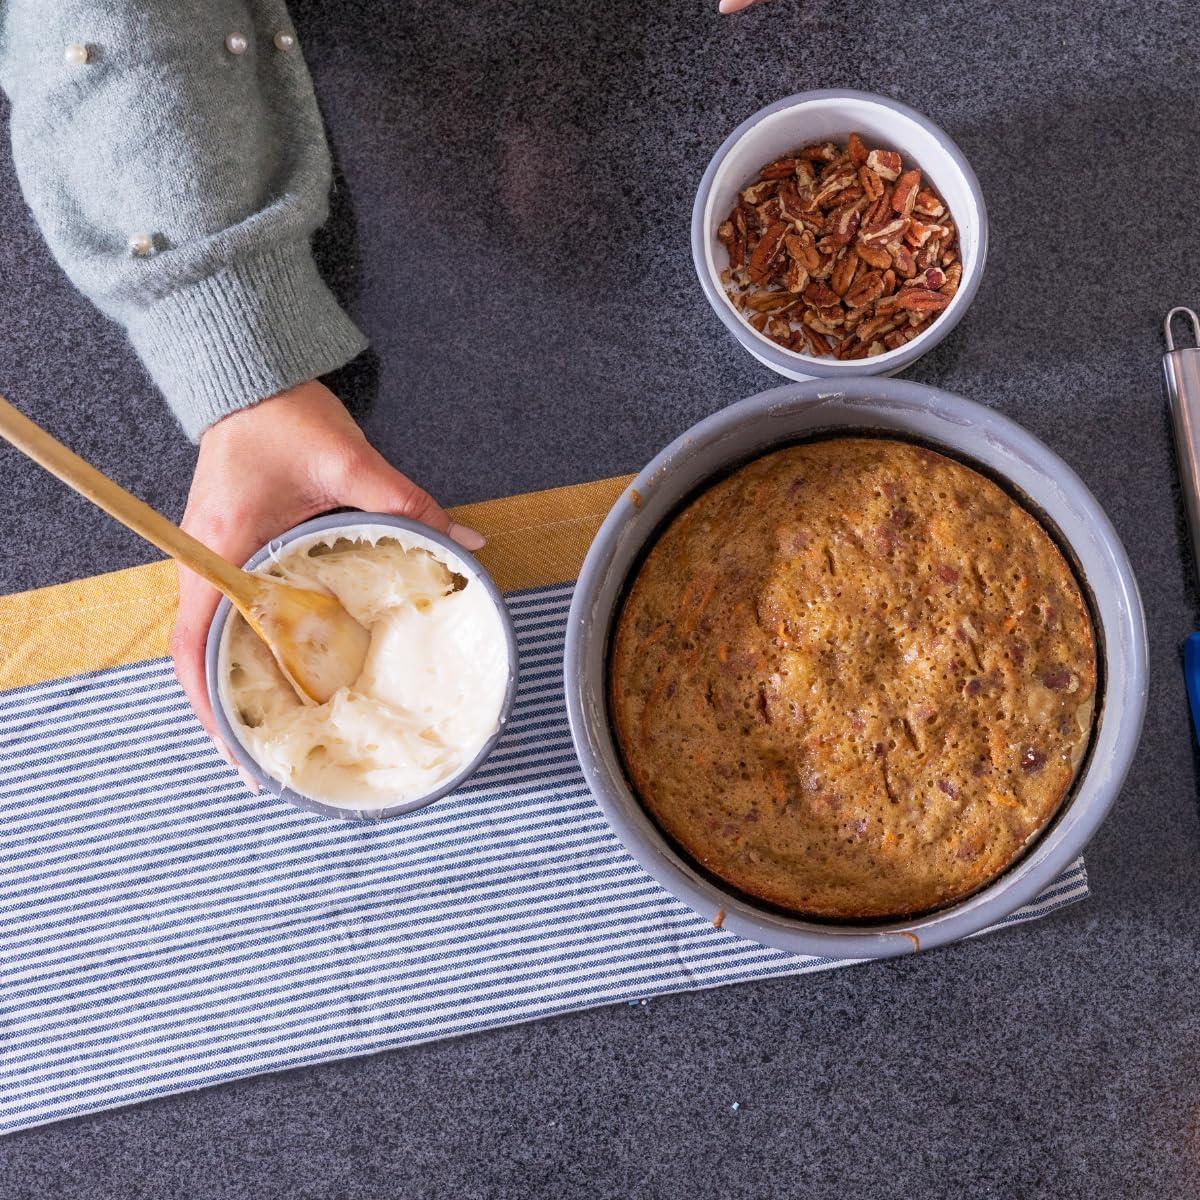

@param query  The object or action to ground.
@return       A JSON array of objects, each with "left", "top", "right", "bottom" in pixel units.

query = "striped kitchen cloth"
[{"left": 0, "top": 477, "right": 1089, "bottom": 1134}]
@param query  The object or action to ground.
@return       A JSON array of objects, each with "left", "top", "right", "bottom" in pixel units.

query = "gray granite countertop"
[{"left": 2, "top": 1, "right": 1199, "bottom": 1196}]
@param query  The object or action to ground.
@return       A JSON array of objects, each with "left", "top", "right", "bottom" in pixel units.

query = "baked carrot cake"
[{"left": 609, "top": 437, "right": 1097, "bottom": 920}]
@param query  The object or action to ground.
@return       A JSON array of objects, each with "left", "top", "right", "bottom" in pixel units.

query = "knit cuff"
[{"left": 125, "top": 243, "right": 369, "bottom": 441}]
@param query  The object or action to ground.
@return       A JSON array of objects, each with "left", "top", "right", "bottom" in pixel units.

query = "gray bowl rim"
[
  {"left": 564, "top": 377, "right": 1148, "bottom": 959},
  {"left": 204, "top": 512, "right": 519, "bottom": 822},
  {"left": 690, "top": 87, "right": 990, "bottom": 378}
]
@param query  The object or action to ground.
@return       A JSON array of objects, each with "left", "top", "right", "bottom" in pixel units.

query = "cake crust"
[{"left": 609, "top": 438, "right": 1097, "bottom": 920}]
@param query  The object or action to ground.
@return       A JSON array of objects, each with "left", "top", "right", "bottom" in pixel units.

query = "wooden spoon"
[{"left": 0, "top": 395, "right": 370, "bottom": 705}]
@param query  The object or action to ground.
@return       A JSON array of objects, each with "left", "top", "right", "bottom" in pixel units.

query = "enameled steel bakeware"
[{"left": 565, "top": 378, "right": 1146, "bottom": 958}]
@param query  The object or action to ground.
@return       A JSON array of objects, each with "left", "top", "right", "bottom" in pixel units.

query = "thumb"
[{"left": 339, "top": 448, "right": 486, "bottom": 551}]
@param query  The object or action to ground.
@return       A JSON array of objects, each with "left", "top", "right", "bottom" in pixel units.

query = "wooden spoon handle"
[{"left": 0, "top": 393, "right": 256, "bottom": 605}]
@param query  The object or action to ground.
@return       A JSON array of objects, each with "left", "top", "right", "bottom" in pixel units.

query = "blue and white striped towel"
[{"left": 0, "top": 583, "right": 1089, "bottom": 1133}]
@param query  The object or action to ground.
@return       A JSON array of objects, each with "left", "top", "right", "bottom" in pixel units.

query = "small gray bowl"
[
  {"left": 205, "top": 512, "right": 518, "bottom": 822},
  {"left": 564, "top": 378, "right": 1147, "bottom": 958}
]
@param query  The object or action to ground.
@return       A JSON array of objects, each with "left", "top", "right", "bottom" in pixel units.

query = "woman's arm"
[
  {"left": 0, "top": 0, "right": 365, "bottom": 440},
  {"left": 0, "top": 3, "right": 482, "bottom": 753}
]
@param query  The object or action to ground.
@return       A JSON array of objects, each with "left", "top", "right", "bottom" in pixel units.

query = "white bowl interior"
[{"left": 703, "top": 96, "right": 983, "bottom": 371}]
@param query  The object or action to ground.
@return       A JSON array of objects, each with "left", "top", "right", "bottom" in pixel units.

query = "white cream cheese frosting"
[{"left": 219, "top": 525, "right": 510, "bottom": 810}]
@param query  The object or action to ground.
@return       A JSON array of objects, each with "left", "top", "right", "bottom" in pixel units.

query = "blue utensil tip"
[{"left": 1183, "top": 633, "right": 1200, "bottom": 744}]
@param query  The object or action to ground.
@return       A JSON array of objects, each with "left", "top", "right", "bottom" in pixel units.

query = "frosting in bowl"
[{"left": 218, "top": 525, "right": 509, "bottom": 810}]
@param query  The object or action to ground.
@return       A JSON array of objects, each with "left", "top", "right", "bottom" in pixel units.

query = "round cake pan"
[
  {"left": 564, "top": 378, "right": 1147, "bottom": 958},
  {"left": 205, "top": 512, "right": 519, "bottom": 822}
]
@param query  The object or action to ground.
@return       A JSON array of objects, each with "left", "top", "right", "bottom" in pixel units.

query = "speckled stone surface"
[{"left": 1, "top": 1, "right": 1199, "bottom": 1196}]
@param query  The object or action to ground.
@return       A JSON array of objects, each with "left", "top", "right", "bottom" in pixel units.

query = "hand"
[
  {"left": 718, "top": 0, "right": 770, "bottom": 10},
  {"left": 170, "top": 380, "right": 484, "bottom": 755}
]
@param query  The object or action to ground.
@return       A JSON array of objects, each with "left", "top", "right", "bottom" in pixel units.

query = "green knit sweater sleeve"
[{"left": 0, "top": 0, "right": 367, "bottom": 441}]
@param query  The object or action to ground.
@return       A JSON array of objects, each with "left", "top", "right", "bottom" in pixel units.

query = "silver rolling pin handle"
[{"left": 1164, "top": 307, "right": 1200, "bottom": 578}]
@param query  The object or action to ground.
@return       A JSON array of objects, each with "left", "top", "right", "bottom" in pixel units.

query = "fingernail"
[
  {"left": 448, "top": 523, "right": 486, "bottom": 552},
  {"left": 238, "top": 766, "right": 261, "bottom": 795}
]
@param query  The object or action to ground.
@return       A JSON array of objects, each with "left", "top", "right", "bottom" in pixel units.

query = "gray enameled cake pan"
[{"left": 564, "top": 378, "right": 1147, "bottom": 959}]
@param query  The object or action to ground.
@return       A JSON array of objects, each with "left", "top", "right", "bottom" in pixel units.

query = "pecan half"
[
  {"left": 760, "top": 157, "right": 801, "bottom": 179},
  {"left": 913, "top": 189, "right": 946, "bottom": 217},
  {"left": 826, "top": 197, "right": 866, "bottom": 246},
  {"left": 856, "top": 312, "right": 902, "bottom": 342},
  {"left": 812, "top": 163, "right": 859, "bottom": 207},
  {"left": 748, "top": 220, "right": 789, "bottom": 284},
  {"left": 803, "top": 281, "right": 841, "bottom": 308},
  {"left": 905, "top": 219, "right": 935, "bottom": 249},
  {"left": 718, "top": 219, "right": 745, "bottom": 272},
  {"left": 785, "top": 258, "right": 809, "bottom": 294},
  {"left": 865, "top": 149, "right": 902, "bottom": 180},
  {"left": 778, "top": 181, "right": 818, "bottom": 221},
  {"left": 860, "top": 217, "right": 910, "bottom": 248},
  {"left": 862, "top": 191, "right": 892, "bottom": 230},
  {"left": 795, "top": 324, "right": 831, "bottom": 355},
  {"left": 741, "top": 179, "right": 778, "bottom": 206},
  {"left": 830, "top": 247, "right": 860, "bottom": 296},
  {"left": 858, "top": 166, "right": 884, "bottom": 201},
  {"left": 798, "top": 141, "right": 839, "bottom": 162},
  {"left": 917, "top": 235, "right": 944, "bottom": 270},
  {"left": 785, "top": 230, "right": 823, "bottom": 272},
  {"left": 765, "top": 314, "right": 792, "bottom": 343},
  {"left": 856, "top": 241, "right": 893, "bottom": 270},
  {"left": 745, "top": 289, "right": 799, "bottom": 312},
  {"left": 894, "top": 287, "right": 951, "bottom": 312},
  {"left": 891, "top": 169, "right": 921, "bottom": 216},
  {"left": 802, "top": 309, "right": 841, "bottom": 337},
  {"left": 844, "top": 270, "right": 885, "bottom": 309}
]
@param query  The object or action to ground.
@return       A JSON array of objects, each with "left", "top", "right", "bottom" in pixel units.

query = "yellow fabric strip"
[{"left": 0, "top": 474, "right": 635, "bottom": 692}]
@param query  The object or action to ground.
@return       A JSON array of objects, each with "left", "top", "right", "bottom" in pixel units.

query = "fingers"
[
  {"left": 341, "top": 448, "right": 486, "bottom": 551},
  {"left": 446, "top": 522, "right": 487, "bottom": 551},
  {"left": 169, "top": 559, "right": 226, "bottom": 749},
  {"left": 719, "top": 0, "right": 766, "bottom": 11},
  {"left": 170, "top": 511, "right": 269, "bottom": 759},
  {"left": 173, "top": 583, "right": 260, "bottom": 791}
]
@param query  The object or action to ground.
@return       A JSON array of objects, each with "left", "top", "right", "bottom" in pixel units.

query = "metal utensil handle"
[{"left": 1164, "top": 307, "right": 1200, "bottom": 579}]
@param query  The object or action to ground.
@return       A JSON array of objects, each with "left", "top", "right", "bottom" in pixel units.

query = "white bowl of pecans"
[{"left": 691, "top": 90, "right": 987, "bottom": 379}]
